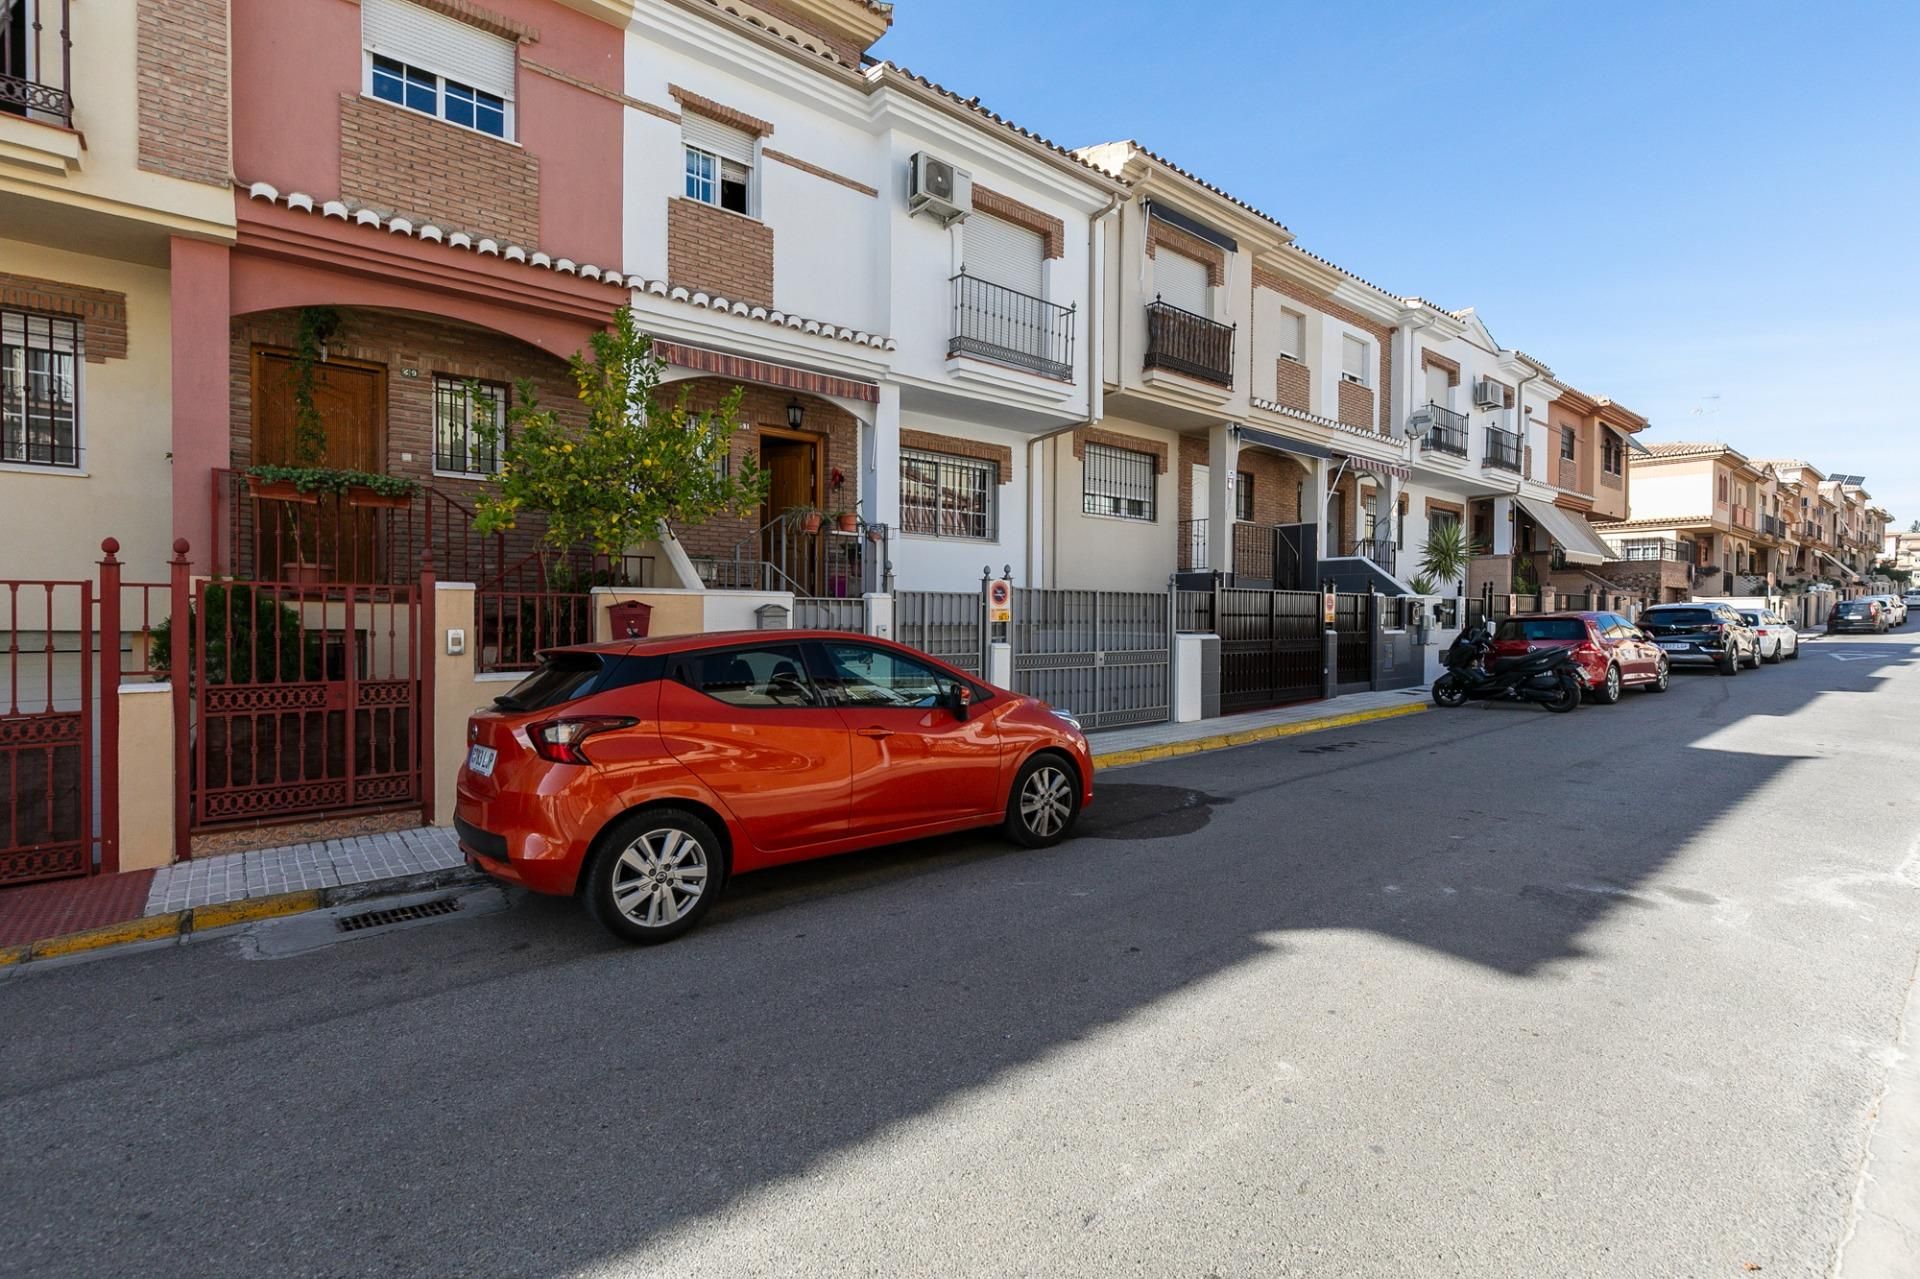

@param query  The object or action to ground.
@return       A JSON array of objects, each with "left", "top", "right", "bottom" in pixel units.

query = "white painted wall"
[
  {"left": 1045, "top": 420, "right": 1178, "bottom": 591},
  {"left": 890, "top": 411, "right": 1030, "bottom": 593}
]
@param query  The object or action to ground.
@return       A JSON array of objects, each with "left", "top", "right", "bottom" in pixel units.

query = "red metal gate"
[
  {"left": 185, "top": 578, "right": 424, "bottom": 829},
  {"left": 0, "top": 579, "right": 94, "bottom": 885}
]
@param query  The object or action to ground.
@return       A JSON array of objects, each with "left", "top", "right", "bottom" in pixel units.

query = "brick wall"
[
  {"left": 137, "top": 0, "right": 230, "bottom": 185},
  {"left": 1274, "top": 357, "right": 1310, "bottom": 414},
  {"left": 1146, "top": 220, "right": 1225, "bottom": 286},
  {"left": 1073, "top": 425, "right": 1168, "bottom": 472},
  {"left": 667, "top": 381, "right": 859, "bottom": 564},
  {"left": 1253, "top": 268, "right": 1393, "bottom": 433},
  {"left": 339, "top": 96, "right": 541, "bottom": 245},
  {"left": 0, "top": 273, "right": 128, "bottom": 362},
  {"left": 668, "top": 199, "right": 776, "bottom": 306},
  {"left": 749, "top": 0, "right": 868, "bottom": 66},
  {"left": 972, "top": 187, "right": 1065, "bottom": 260},
  {"left": 228, "top": 308, "right": 585, "bottom": 570},
  {"left": 1336, "top": 379, "right": 1374, "bottom": 431},
  {"left": 1602, "top": 558, "right": 1691, "bottom": 604},
  {"left": 900, "top": 428, "right": 1012, "bottom": 480}
]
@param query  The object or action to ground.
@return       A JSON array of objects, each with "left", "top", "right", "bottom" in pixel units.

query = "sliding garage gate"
[{"left": 1009, "top": 588, "right": 1169, "bottom": 730}]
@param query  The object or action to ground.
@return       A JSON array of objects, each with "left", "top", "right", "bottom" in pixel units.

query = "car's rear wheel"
[
  {"left": 1787, "top": 640, "right": 1800, "bottom": 660},
  {"left": 1645, "top": 660, "right": 1670, "bottom": 693},
  {"left": 1746, "top": 643, "right": 1763, "bottom": 669},
  {"left": 584, "top": 808, "right": 725, "bottom": 945},
  {"left": 1719, "top": 648, "right": 1740, "bottom": 676},
  {"left": 1763, "top": 639, "right": 1782, "bottom": 664},
  {"left": 1005, "top": 753, "right": 1080, "bottom": 848},
  {"left": 1594, "top": 663, "right": 1623, "bottom": 705}
]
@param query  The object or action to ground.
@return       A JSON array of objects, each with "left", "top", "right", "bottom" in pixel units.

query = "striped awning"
[
  {"left": 1335, "top": 452, "right": 1412, "bottom": 483},
  {"left": 651, "top": 340, "right": 879, "bottom": 403}
]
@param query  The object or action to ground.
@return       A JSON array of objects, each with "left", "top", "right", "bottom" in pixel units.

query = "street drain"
[{"left": 334, "top": 897, "right": 461, "bottom": 933}]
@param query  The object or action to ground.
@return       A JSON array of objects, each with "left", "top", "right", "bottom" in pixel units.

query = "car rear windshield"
[
  {"left": 492, "top": 651, "right": 662, "bottom": 712},
  {"left": 1645, "top": 608, "right": 1716, "bottom": 626},
  {"left": 1839, "top": 603, "right": 1872, "bottom": 615},
  {"left": 1739, "top": 612, "right": 1762, "bottom": 625},
  {"left": 1494, "top": 618, "right": 1587, "bottom": 642}
]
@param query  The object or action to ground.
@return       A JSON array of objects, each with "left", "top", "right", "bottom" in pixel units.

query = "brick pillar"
[{"left": 169, "top": 236, "right": 229, "bottom": 556}]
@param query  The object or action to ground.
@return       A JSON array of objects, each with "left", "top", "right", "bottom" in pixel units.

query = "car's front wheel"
[
  {"left": 1645, "top": 660, "right": 1670, "bottom": 693},
  {"left": 1005, "top": 753, "right": 1080, "bottom": 848},
  {"left": 1746, "top": 642, "right": 1763, "bottom": 669},
  {"left": 584, "top": 808, "right": 725, "bottom": 945},
  {"left": 1591, "top": 663, "right": 1623, "bottom": 705}
]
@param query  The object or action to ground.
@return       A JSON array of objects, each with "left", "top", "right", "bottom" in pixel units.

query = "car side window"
[
  {"left": 817, "top": 643, "right": 958, "bottom": 710},
  {"left": 682, "top": 645, "right": 820, "bottom": 709}
]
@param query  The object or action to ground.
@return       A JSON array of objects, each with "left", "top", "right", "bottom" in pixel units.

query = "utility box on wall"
[{"left": 608, "top": 601, "right": 653, "bottom": 639}]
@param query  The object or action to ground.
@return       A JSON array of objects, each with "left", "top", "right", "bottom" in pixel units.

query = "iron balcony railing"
[
  {"left": 1615, "top": 538, "right": 1692, "bottom": 563},
  {"left": 1483, "top": 426, "right": 1523, "bottom": 472},
  {"left": 1337, "top": 533, "right": 1398, "bottom": 574},
  {"left": 1178, "top": 518, "right": 1209, "bottom": 572},
  {"left": 1144, "top": 298, "right": 1234, "bottom": 387},
  {"left": 1415, "top": 402, "right": 1469, "bottom": 456},
  {"left": 1, "top": 0, "right": 72, "bottom": 126},
  {"left": 949, "top": 270, "right": 1074, "bottom": 381}
]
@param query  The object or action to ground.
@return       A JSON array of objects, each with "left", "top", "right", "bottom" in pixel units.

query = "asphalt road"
[{"left": 4, "top": 629, "right": 1919, "bottom": 1279}]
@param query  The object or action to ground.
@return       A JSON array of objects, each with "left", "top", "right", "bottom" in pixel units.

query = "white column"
[
  {"left": 1207, "top": 423, "right": 1237, "bottom": 577},
  {"left": 1312, "top": 457, "right": 1332, "bottom": 564},
  {"left": 868, "top": 382, "right": 901, "bottom": 532},
  {"left": 1492, "top": 495, "right": 1516, "bottom": 555}
]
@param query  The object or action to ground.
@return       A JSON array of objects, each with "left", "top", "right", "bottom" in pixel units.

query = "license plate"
[
  {"left": 1657, "top": 641, "right": 1689, "bottom": 651},
  {"left": 466, "top": 744, "right": 497, "bottom": 777}
]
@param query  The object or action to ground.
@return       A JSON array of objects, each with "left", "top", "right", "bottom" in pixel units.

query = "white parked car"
[
  {"left": 1738, "top": 610, "right": 1799, "bottom": 662},
  {"left": 1905, "top": 590, "right": 1920, "bottom": 617}
]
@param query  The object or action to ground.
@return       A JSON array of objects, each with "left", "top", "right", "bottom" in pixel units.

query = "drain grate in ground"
[{"left": 335, "top": 897, "right": 461, "bottom": 934}]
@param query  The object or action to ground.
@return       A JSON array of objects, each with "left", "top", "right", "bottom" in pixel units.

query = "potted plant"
[
  {"left": 789, "top": 505, "right": 824, "bottom": 535},
  {"left": 831, "top": 507, "right": 859, "bottom": 534}
]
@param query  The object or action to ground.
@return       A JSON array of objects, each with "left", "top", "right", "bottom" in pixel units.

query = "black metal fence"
[
  {"left": 1144, "top": 299, "right": 1234, "bottom": 386},
  {"left": 1484, "top": 426, "right": 1523, "bottom": 472},
  {"left": 949, "top": 271, "right": 1074, "bottom": 380}
]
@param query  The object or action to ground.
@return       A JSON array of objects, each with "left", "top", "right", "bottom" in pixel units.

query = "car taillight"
[{"left": 527, "top": 716, "right": 637, "bottom": 765}]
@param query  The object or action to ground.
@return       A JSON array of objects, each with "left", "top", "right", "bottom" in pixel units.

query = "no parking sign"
[{"left": 987, "top": 577, "right": 1013, "bottom": 624}]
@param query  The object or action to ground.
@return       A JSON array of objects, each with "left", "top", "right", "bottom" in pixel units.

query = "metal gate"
[
  {"left": 1207, "top": 586, "right": 1323, "bottom": 711},
  {"left": 792, "top": 596, "right": 869, "bottom": 634},
  {"left": 896, "top": 591, "right": 983, "bottom": 677},
  {"left": 1334, "top": 592, "right": 1373, "bottom": 692},
  {"left": 187, "top": 579, "right": 423, "bottom": 828},
  {"left": 1010, "top": 589, "right": 1168, "bottom": 730},
  {"left": 1, "top": 578, "right": 93, "bottom": 885}
]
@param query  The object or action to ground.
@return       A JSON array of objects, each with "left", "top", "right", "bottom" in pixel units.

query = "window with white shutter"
[
  {"left": 1154, "top": 249, "right": 1210, "bottom": 316},
  {"left": 363, "top": 0, "right": 516, "bottom": 139},
  {"left": 1277, "top": 309, "right": 1304, "bottom": 362},
  {"left": 1341, "top": 335, "right": 1368, "bottom": 385},
  {"left": 682, "top": 113, "right": 756, "bottom": 215},
  {"left": 964, "top": 213, "right": 1045, "bottom": 297}
]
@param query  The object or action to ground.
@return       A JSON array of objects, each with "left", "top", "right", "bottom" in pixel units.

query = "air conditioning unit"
[
  {"left": 908, "top": 152, "right": 972, "bottom": 225},
  {"left": 1472, "top": 378, "right": 1505, "bottom": 409}
]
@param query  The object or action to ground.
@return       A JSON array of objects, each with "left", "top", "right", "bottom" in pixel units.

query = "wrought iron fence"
[
  {"left": 0, "top": 0, "right": 72, "bottom": 125},
  {"left": 1010, "top": 588, "right": 1169, "bottom": 730},
  {"left": 895, "top": 590, "right": 983, "bottom": 677},
  {"left": 792, "top": 597, "right": 869, "bottom": 633},
  {"left": 949, "top": 271, "right": 1074, "bottom": 380},
  {"left": 0, "top": 575, "right": 91, "bottom": 885},
  {"left": 1483, "top": 426, "right": 1523, "bottom": 472},
  {"left": 1232, "top": 521, "right": 1275, "bottom": 581},
  {"left": 1144, "top": 299, "right": 1234, "bottom": 386},
  {"left": 1178, "top": 518, "right": 1209, "bottom": 571},
  {"left": 1415, "top": 403, "right": 1469, "bottom": 456}
]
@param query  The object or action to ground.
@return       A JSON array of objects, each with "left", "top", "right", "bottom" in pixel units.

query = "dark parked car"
[
  {"left": 1638, "top": 603, "right": 1760, "bottom": 675},
  {"left": 1488, "top": 611, "right": 1669, "bottom": 703},
  {"left": 1828, "top": 599, "right": 1887, "bottom": 634}
]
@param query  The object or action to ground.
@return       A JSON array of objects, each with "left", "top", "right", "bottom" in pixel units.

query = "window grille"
[
  {"left": 1082, "top": 442, "right": 1156, "bottom": 521},
  {"left": 901, "top": 449, "right": 996, "bottom": 539},
  {"left": 1, "top": 310, "right": 81, "bottom": 468},
  {"left": 433, "top": 377, "right": 506, "bottom": 475}
]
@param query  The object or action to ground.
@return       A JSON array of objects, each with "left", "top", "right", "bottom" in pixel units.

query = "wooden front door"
[
  {"left": 251, "top": 349, "right": 386, "bottom": 581},
  {"left": 760, "top": 432, "right": 820, "bottom": 593}
]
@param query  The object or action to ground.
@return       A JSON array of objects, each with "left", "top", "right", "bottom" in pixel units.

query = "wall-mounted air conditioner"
[
  {"left": 908, "top": 152, "right": 972, "bottom": 226},
  {"left": 1472, "top": 378, "right": 1505, "bottom": 409}
]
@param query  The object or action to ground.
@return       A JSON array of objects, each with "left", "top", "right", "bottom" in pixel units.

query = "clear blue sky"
[{"left": 874, "top": 1, "right": 1920, "bottom": 529}]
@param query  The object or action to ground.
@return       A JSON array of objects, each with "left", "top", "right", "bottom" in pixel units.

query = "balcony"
[
  {"left": 1614, "top": 538, "right": 1692, "bottom": 563},
  {"left": 1144, "top": 298, "right": 1234, "bottom": 387},
  {"left": 1761, "top": 514, "right": 1785, "bottom": 539},
  {"left": 1178, "top": 518, "right": 1209, "bottom": 572},
  {"left": 1412, "top": 403, "right": 1468, "bottom": 456},
  {"left": 949, "top": 271, "right": 1075, "bottom": 382},
  {"left": 1483, "top": 426, "right": 1523, "bottom": 473},
  {"left": 1, "top": 0, "right": 72, "bottom": 127}
]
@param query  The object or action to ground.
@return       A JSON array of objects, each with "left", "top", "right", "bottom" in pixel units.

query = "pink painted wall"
[
  {"left": 229, "top": 0, "right": 622, "bottom": 265},
  {"left": 170, "top": 236, "right": 233, "bottom": 558}
]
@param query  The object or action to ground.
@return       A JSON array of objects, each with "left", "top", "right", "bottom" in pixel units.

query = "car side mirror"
[{"left": 948, "top": 683, "right": 973, "bottom": 721}]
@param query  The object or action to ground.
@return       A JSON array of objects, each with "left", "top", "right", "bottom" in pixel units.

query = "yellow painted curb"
[
  {"left": 0, "top": 942, "right": 30, "bottom": 967},
  {"left": 27, "top": 912, "right": 185, "bottom": 961},
  {"left": 1093, "top": 702, "right": 1428, "bottom": 770},
  {"left": 186, "top": 889, "right": 325, "bottom": 933}
]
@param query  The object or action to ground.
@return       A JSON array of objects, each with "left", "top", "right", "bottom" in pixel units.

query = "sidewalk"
[
  {"left": 4, "top": 690, "right": 1428, "bottom": 964},
  {"left": 1090, "top": 687, "right": 1429, "bottom": 767},
  {"left": 0, "top": 827, "right": 474, "bottom": 966}
]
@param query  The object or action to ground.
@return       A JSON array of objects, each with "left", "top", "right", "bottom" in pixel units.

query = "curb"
[
  {"left": 0, "top": 863, "right": 483, "bottom": 970},
  {"left": 1092, "top": 701, "right": 1429, "bottom": 769}
]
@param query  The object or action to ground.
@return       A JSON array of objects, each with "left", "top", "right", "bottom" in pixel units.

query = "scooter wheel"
[
  {"left": 1432, "top": 676, "right": 1468, "bottom": 708},
  {"left": 1543, "top": 674, "right": 1581, "bottom": 714}
]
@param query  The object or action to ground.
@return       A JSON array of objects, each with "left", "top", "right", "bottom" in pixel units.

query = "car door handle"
[{"left": 855, "top": 727, "right": 895, "bottom": 739}]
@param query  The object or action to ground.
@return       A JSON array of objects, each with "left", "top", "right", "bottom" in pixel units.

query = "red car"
[
  {"left": 1489, "top": 611, "right": 1669, "bottom": 703},
  {"left": 455, "top": 630, "right": 1094, "bottom": 944}
]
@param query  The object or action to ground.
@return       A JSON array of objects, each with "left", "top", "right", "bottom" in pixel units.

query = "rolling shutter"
[
  {"left": 1154, "top": 249, "right": 1210, "bottom": 314},
  {"left": 363, "top": 0, "right": 515, "bottom": 100},
  {"left": 682, "top": 113, "right": 756, "bottom": 167},
  {"left": 965, "top": 213, "right": 1045, "bottom": 296}
]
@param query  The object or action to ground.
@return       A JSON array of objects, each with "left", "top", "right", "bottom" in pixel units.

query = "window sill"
[
  {"left": 0, "top": 461, "right": 88, "bottom": 478},
  {"left": 1078, "top": 510, "right": 1159, "bottom": 526},
  {"left": 358, "top": 93, "right": 521, "bottom": 148},
  {"left": 674, "top": 196, "right": 764, "bottom": 226},
  {"left": 899, "top": 532, "right": 999, "bottom": 545},
  {"left": 433, "top": 468, "right": 500, "bottom": 482}
]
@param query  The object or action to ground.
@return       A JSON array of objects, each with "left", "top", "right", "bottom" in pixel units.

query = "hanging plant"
[{"left": 288, "top": 306, "right": 342, "bottom": 465}]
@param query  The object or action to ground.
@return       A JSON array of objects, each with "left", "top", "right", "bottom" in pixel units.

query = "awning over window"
[
  {"left": 1518, "top": 496, "right": 1615, "bottom": 566},
  {"left": 1816, "top": 550, "right": 1859, "bottom": 581},
  {"left": 1335, "top": 452, "right": 1411, "bottom": 483},
  {"left": 1235, "top": 425, "right": 1329, "bottom": 462}
]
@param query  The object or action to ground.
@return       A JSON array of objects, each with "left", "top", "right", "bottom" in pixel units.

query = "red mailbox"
[{"left": 608, "top": 600, "right": 653, "bottom": 639}]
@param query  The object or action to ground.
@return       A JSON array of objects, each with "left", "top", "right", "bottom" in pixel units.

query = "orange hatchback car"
[{"left": 455, "top": 630, "right": 1094, "bottom": 944}]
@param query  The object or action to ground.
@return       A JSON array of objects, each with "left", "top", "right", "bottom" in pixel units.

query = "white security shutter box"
[
  {"left": 1341, "top": 334, "right": 1367, "bottom": 382},
  {"left": 1154, "top": 249, "right": 1210, "bottom": 315},
  {"left": 682, "top": 113, "right": 756, "bottom": 168},
  {"left": 965, "top": 213, "right": 1045, "bottom": 296},
  {"left": 363, "top": 0, "right": 515, "bottom": 100},
  {"left": 1424, "top": 363, "right": 1450, "bottom": 405},
  {"left": 1278, "top": 309, "right": 1305, "bottom": 360}
]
